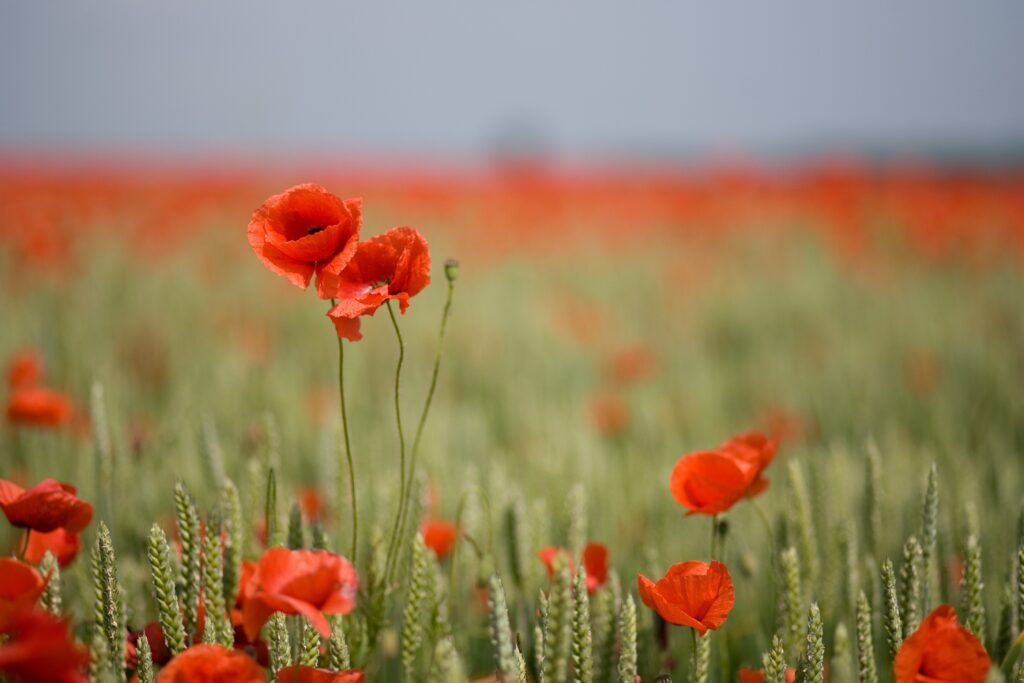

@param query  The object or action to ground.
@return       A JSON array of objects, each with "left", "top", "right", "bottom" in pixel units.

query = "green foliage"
[
  {"left": 763, "top": 634, "right": 786, "bottom": 683},
  {"left": 173, "top": 480, "right": 202, "bottom": 639},
  {"left": 201, "top": 514, "right": 233, "bottom": 647},
  {"left": 327, "top": 615, "right": 352, "bottom": 671},
  {"left": 802, "top": 602, "right": 824, "bottom": 683},
  {"left": 863, "top": 442, "right": 883, "bottom": 558},
  {"left": 288, "top": 501, "right": 304, "bottom": 549},
  {"left": 779, "top": 546, "right": 805, "bottom": 659},
  {"left": 571, "top": 569, "right": 594, "bottom": 683},
  {"left": 962, "top": 533, "right": 987, "bottom": 642},
  {"left": 690, "top": 632, "right": 710, "bottom": 683},
  {"left": 265, "top": 467, "right": 282, "bottom": 547},
  {"left": 402, "top": 533, "right": 430, "bottom": 679},
  {"left": 830, "top": 623, "right": 853, "bottom": 683},
  {"left": 920, "top": 464, "right": 939, "bottom": 610},
  {"left": 616, "top": 595, "right": 637, "bottom": 683},
  {"left": 268, "top": 612, "right": 291, "bottom": 677},
  {"left": 40, "top": 550, "right": 62, "bottom": 615},
  {"left": 880, "top": 558, "right": 903, "bottom": 661},
  {"left": 136, "top": 635, "right": 155, "bottom": 683},
  {"left": 94, "top": 522, "right": 126, "bottom": 682},
  {"left": 855, "top": 591, "right": 877, "bottom": 683},
  {"left": 220, "top": 478, "right": 244, "bottom": 608},
  {"left": 147, "top": 523, "right": 187, "bottom": 656},
  {"left": 488, "top": 575, "right": 518, "bottom": 682},
  {"left": 900, "top": 535, "right": 923, "bottom": 638},
  {"left": 300, "top": 617, "right": 322, "bottom": 667},
  {"left": 786, "top": 461, "right": 819, "bottom": 588},
  {"left": 542, "top": 558, "right": 573, "bottom": 683}
]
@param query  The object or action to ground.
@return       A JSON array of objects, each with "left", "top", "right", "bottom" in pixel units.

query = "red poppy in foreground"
[
  {"left": 637, "top": 560, "right": 735, "bottom": 636},
  {"left": 0, "top": 479, "right": 93, "bottom": 533},
  {"left": 5, "top": 386, "right": 74, "bottom": 428},
  {"left": 893, "top": 605, "right": 990, "bottom": 683},
  {"left": 23, "top": 528, "right": 82, "bottom": 567},
  {"left": 669, "top": 450, "right": 755, "bottom": 515},
  {"left": 327, "top": 227, "right": 430, "bottom": 341},
  {"left": 421, "top": 519, "right": 458, "bottom": 559},
  {"left": 738, "top": 667, "right": 796, "bottom": 683},
  {"left": 0, "top": 607, "right": 89, "bottom": 683},
  {"left": 247, "top": 184, "right": 362, "bottom": 298},
  {"left": 241, "top": 548, "right": 358, "bottom": 640},
  {"left": 538, "top": 542, "right": 609, "bottom": 593},
  {"left": 156, "top": 644, "right": 264, "bottom": 682},
  {"left": 0, "top": 559, "right": 47, "bottom": 629},
  {"left": 275, "top": 666, "right": 365, "bottom": 682},
  {"left": 6, "top": 349, "right": 44, "bottom": 390}
]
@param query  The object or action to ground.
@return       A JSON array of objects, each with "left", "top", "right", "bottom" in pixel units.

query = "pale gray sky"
[{"left": 2, "top": 1, "right": 1022, "bottom": 162}]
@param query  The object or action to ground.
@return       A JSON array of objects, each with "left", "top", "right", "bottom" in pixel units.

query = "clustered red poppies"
[
  {"left": 248, "top": 184, "right": 431, "bottom": 341},
  {"left": 538, "top": 542, "right": 609, "bottom": 594}
]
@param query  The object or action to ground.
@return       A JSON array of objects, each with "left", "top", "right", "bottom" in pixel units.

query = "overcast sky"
[{"left": 2, "top": 1, "right": 1023, "bottom": 162}]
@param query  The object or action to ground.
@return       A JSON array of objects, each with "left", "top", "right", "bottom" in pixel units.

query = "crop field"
[{"left": 1, "top": 163, "right": 1024, "bottom": 682}]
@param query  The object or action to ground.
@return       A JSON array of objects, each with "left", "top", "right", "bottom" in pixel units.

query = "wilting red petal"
[
  {"left": 669, "top": 451, "right": 754, "bottom": 515},
  {"left": 156, "top": 644, "right": 264, "bottom": 682},
  {"left": 275, "top": 666, "right": 365, "bottom": 683},
  {"left": 0, "top": 479, "right": 93, "bottom": 533},
  {"left": 894, "top": 605, "right": 990, "bottom": 683}
]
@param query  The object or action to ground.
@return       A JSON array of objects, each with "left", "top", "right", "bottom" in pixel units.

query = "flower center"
[{"left": 307, "top": 225, "right": 325, "bottom": 236}]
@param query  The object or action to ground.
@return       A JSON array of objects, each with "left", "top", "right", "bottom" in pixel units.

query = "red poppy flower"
[
  {"left": 23, "top": 528, "right": 82, "bottom": 567},
  {"left": 421, "top": 519, "right": 458, "bottom": 559},
  {"left": 669, "top": 450, "right": 756, "bottom": 515},
  {"left": 241, "top": 548, "right": 358, "bottom": 640},
  {"left": 156, "top": 644, "right": 265, "bottom": 683},
  {"left": 5, "top": 387, "right": 74, "bottom": 428},
  {"left": 247, "top": 184, "right": 362, "bottom": 298},
  {"left": 326, "top": 227, "right": 431, "bottom": 341},
  {"left": 605, "top": 344, "right": 655, "bottom": 385},
  {"left": 893, "top": 605, "right": 990, "bottom": 683},
  {"left": 538, "top": 543, "right": 609, "bottom": 593},
  {"left": 0, "top": 479, "right": 93, "bottom": 533},
  {"left": 274, "top": 666, "right": 365, "bottom": 683},
  {"left": 7, "top": 349, "right": 44, "bottom": 390},
  {"left": 590, "top": 391, "right": 628, "bottom": 437},
  {"left": 0, "top": 559, "right": 47, "bottom": 630},
  {"left": 0, "top": 607, "right": 89, "bottom": 683},
  {"left": 637, "top": 561, "right": 735, "bottom": 635},
  {"left": 738, "top": 667, "right": 796, "bottom": 683},
  {"left": 719, "top": 432, "right": 778, "bottom": 498},
  {"left": 299, "top": 487, "right": 326, "bottom": 523}
]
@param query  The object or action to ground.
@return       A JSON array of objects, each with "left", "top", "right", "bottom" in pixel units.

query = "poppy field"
[{"left": 2, "top": 160, "right": 1024, "bottom": 683}]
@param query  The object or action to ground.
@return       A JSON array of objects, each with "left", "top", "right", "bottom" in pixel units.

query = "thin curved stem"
[
  {"left": 393, "top": 280, "right": 456, "bottom": 572},
  {"left": 337, "top": 335, "right": 358, "bottom": 564},
  {"left": 383, "top": 300, "right": 407, "bottom": 581}
]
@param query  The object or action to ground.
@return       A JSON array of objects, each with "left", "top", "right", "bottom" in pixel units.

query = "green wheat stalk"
[{"left": 147, "top": 523, "right": 187, "bottom": 656}]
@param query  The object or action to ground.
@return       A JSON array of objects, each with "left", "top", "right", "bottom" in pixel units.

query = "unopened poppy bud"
[{"left": 444, "top": 258, "right": 459, "bottom": 282}]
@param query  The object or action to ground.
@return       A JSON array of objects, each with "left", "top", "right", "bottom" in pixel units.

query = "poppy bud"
[{"left": 444, "top": 258, "right": 459, "bottom": 282}]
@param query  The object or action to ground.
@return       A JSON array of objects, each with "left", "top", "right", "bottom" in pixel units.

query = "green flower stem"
[
  {"left": 384, "top": 299, "right": 408, "bottom": 582},
  {"left": 336, "top": 325, "right": 358, "bottom": 564}
]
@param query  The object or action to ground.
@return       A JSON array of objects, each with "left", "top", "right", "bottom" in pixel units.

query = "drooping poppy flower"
[
  {"left": 421, "top": 519, "right": 458, "bottom": 559},
  {"left": 738, "top": 666, "right": 796, "bottom": 683},
  {"left": 156, "top": 644, "right": 265, "bottom": 683},
  {"left": 0, "top": 607, "right": 89, "bottom": 683},
  {"left": 719, "top": 432, "right": 778, "bottom": 498},
  {"left": 0, "top": 479, "right": 93, "bottom": 533},
  {"left": 893, "top": 605, "right": 990, "bottom": 683},
  {"left": 275, "top": 666, "right": 365, "bottom": 683},
  {"left": 6, "top": 349, "right": 44, "bottom": 390},
  {"left": 247, "top": 184, "right": 362, "bottom": 298},
  {"left": 637, "top": 560, "right": 735, "bottom": 636},
  {"left": 669, "top": 450, "right": 756, "bottom": 515},
  {"left": 538, "top": 542, "right": 610, "bottom": 593},
  {"left": 326, "top": 227, "right": 430, "bottom": 341},
  {"left": 23, "top": 528, "right": 82, "bottom": 567},
  {"left": 0, "top": 559, "right": 47, "bottom": 630},
  {"left": 241, "top": 548, "right": 358, "bottom": 640},
  {"left": 5, "top": 387, "right": 74, "bottom": 428}
]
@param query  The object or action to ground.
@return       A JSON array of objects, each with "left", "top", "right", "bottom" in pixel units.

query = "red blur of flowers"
[
  {"left": 274, "top": 666, "right": 365, "bottom": 683},
  {"left": 0, "top": 559, "right": 47, "bottom": 629},
  {"left": 590, "top": 391, "right": 628, "bottom": 437},
  {"left": 0, "top": 607, "right": 89, "bottom": 683},
  {"left": 155, "top": 644, "right": 265, "bottom": 683},
  {"left": 893, "top": 605, "right": 990, "bottom": 683},
  {"left": 327, "top": 227, "right": 431, "bottom": 341},
  {"left": 739, "top": 667, "right": 796, "bottom": 683},
  {"left": 538, "top": 542, "right": 609, "bottom": 593},
  {"left": 299, "top": 487, "right": 326, "bottom": 523},
  {"left": 240, "top": 548, "right": 358, "bottom": 640},
  {"left": 637, "top": 560, "right": 735, "bottom": 636},
  {"left": 605, "top": 344, "right": 656, "bottom": 385},
  {"left": 23, "top": 528, "right": 82, "bottom": 567},
  {"left": 6, "top": 349, "right": 44, "bottom": 390},
  {"left": 0, "top": 479, "right": 93, "bottom": 533},
  {"left": 248, "top": 184, "right": 362, "bottom": 298},
  {"left": 669, "top": 432, "right": 777, "bottom": 515},
  {"left": 421, "top": 519, "right": 458, "bottom": 559},
  {"left": 5, "top": 386, "right": 74, "bottom": 428}
]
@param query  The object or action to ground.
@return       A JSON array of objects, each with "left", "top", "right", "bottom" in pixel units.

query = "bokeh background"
[{"left": 2, "top": 3, "right": 1024, "bottom": 679}]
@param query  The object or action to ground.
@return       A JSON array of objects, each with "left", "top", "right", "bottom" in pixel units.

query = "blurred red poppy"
[
  {"left": 156, "top": 644, "right": 264, "bottom": 683},
  {"left": 5, "top": 387, "right": 74, "bottom": 428},
  {"left": 241, "top": 548, "right": 358, "bottom": 640},
  {"left": 23, "top": 528, "right": 82, "bottom": 567},
  {"left": 421, "top": 519, "right": 457, "bottom": 559},
  {"left": 637, "top": 560, "right": 735, "bottom": 635},
  {"left": 669, "top": 450, "right": 754, "bottom": 515},
  {"left": 327, "top": 227, "right": 431, "bottom": 341},
  {"left": 738, "top": 667, "right": 796, "bottom": 683},
  {"left": 719, "top": 432, "right": 778, "bottom": 498},
  {"left": 894, "top": 605, "right": 990, "bottom": 683},
  {"left": 0, "top": 559, "right": 46, "bottom": 630},
  {"left": 299, "top": 487, "right": 326, "bottom": 523},
  {"left": 0, "top": 479, "right": 93, "bottom": 533},
  {"left": 605, "top": 344, "right": 655, "bottom": 385},
  {"left": 248, "top": 184, "right": 362, "bottom": 298},
  {"left": 538, "top": 542, "right": 609, "bottom": 593},
  {"left": 6, "top": 349, "right": 44, "bottom": 390},
  {"left": 274, "top": 666, "right": 365, "bottom": 683},
  {"left": 0, "top": 607, "right": 89, "bottom": 683},
  {"left": 590, "top": 391, "right": 628, "bottom": 437}
]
